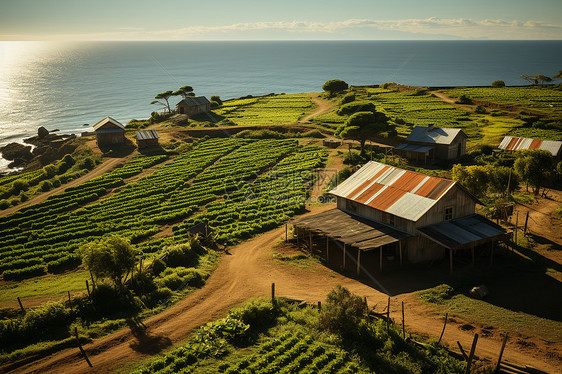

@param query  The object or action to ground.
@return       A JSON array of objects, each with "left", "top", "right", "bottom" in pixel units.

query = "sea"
[{"left": 1, "top": 40, "right": 562, "bottom": 170}]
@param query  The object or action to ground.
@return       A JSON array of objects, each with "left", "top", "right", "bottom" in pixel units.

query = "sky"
[{"left": 1, "top": 0, "right": 561, "bottom": 41}]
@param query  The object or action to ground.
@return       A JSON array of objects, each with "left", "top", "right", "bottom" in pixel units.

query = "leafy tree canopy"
[
  {"left": 335, "top": 111, "right": 391, "bottom": 154},
  {"left": 514, "top": 149, "right": 554, "bottom": 195},
  {"left": 322, "top": 79, "right": 349, "bottom": 96}
]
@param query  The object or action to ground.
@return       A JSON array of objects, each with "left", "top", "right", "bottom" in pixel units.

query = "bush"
[
  {"left": 19, "top": 193, "right": 29, "bottom": 202},
  {"left": 455, "top": 94, "right": 473, "bottom": 105},
  {"left": 318, "top": 286, "right": 367, "bottom": 340},
  {"left": 11, "top": 180, "right": 28, "bottom": 194},
  {"left": 341, "top": 93, "right": 355, "bottom": 104},
  {"left": 337, "top": 101, "right": 376, "bottom": 116},
  {"left": 302, "top": 130, "right": 325, "bottom": 138},
  {"left": 492, "top": 80, "right": 506, "bottom": 87},
  {"left": 40, "top": 180, "right": 52, "bottom": 192},
  {"left": 228, "top": 298, "right": 278, "bottom": 332},
  {"left": 46, "top": 255, "right": 81, "bottom": 273},
  {"left": 51, "top": 177, "right": 61, "bottom": 188},
  {"left": 0, "top": 199, "right": 9, "bottom": 209},
  {"left": 210, "top": 95, "right": 223, "bottom": 105},
  {"left": 161, "top": 243, "right": 199, "bottom": 268},
  {"left": 42, "top": 165, "right": 57, "bottom": 178},
  {"left": 151, "top": 258, "right": 167, "bottom": 276},
  {"left": 3, "top": 265, "right": 46, "bottom": 281},
  {"left": 322, "top": 79, "right": 348, "bottom": 95},
  {"left": 474, "top": 105, "right": 487, "bottom": 114},
  {"left": 78, "top": 157, "right": 95, "bottom": 170}
]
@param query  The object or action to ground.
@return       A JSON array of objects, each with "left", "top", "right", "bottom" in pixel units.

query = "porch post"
[
  {"left": 449, "top": 248, "right": 453, "bottom": 275},
  {"left": 357, "top": 248, "right": 361, "bottom": 276},
  {"left": 379, "top": 246, "right": 383, "bottom": 271},
  {"left": 343, "top": 243, "right": 346, "bottom": 269},
  {"left": 326, "top": 236, "right": 329, "bottom": 262},
  {"left": 399, "top": 241, "right": 403, "bottom": 267}
]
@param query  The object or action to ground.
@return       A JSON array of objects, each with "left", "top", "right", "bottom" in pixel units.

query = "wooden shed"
[
  {"left": 136, "top": 130, "right": 159, "bottom": 149},
  {"left": 93, "top": 116, "right": 126, "bottom": 146},
  {"left": 292, "top": 161, "right": 506, "bottom": 274},
  {"left": 395, "top": 126, "right": 467, "bottom": 163},
  {"left": 176, "top": 96, "right": 211, "bottom": 117}
]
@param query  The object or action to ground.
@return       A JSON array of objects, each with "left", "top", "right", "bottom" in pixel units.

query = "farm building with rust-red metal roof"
[
  {"left": 291, "top": 161, "right": 506, "bottom": 275},
  {"left": 498, "top": 136, "right": 562, "bottom": 159}
]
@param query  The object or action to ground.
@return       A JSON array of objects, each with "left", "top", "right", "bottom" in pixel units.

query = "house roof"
[
  {"left": 417, "top": 214, "right": 506, "bottom": 250},
  {"left": 394, "top": 143, "right": 434, "bottom": 153},
  {"left": 406, "top": 126, "right": 465, "bottom": 145},
  {"left": 291, "top": 208, "right": 412, "bottom": 251},
  {"left": 330, "top": 161, "right": 478, "bottom": 221},
  {"left": 136, "top": 130, "right": 159, "bottom": 141},
  {"left": 498, "top": 136, "right": 562, "bottom": 156},
  {"left": 93, "top": 116, "right": 125, "bottom": 131},
  {"left": 176, "top": 96, "right": 211, "bottom": 107}
]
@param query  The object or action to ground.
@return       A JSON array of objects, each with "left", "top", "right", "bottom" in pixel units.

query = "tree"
[
  {"left": 80, "top": 237, "right": 137, "bottom": 289},
  {"left": 452, "top": 164, "right": 490, "bottom": 197},
  {"left": 514, "top": 149, "right": 554, "bottom": 195},
  {"left": 553, "top": 70, "right": 562, "bottom": 81},
  {"left": 491, "top": 80, "right": 505, "bottom": 88},
  {"left": 322, "top": 79, "right": 348, "bottom": 96},
  {"left": 151, "top": 91, "right": 175, "bottom": 113},
  {"left": 520, "top": 74, "right": 552, "bottom": 85},
  {"left": 335, "top": 111, "right": 391, "bottom": 154},
  {"left": 173, "top": 85, "right": 195, "bottom": 99},
  {"left": 210, "top": 95, "right": 222, "bottom": 105}
]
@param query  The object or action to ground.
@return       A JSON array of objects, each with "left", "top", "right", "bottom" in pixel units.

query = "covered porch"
[
  {"left": 290, "top": 209, "right": 413, "bottom": 276},
  {"left": 393, "top": 143, "right": 434, "bottom": 164},
  {"left": 417, "top": 214, "right": 508, "bottom": 274}
]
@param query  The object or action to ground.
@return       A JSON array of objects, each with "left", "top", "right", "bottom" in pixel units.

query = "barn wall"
[
  {"left": 404, "top": 235, "right": 445, "bottom": 263},
  {"left": 137, "top": 139, "right": 159, "bottom": 149},
  {"left": 96, "top": 132, "right": 124, "bottom": 145},
  {"left": 415, "top": 185, "right": 475, "bottom": 228}
]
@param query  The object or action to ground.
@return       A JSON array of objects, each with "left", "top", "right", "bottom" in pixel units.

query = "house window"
[{"left": 445, "top": 207, "right": 453, "bottom": 221}]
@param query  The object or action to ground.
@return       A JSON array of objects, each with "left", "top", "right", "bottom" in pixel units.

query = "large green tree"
[
  {"left": 80, "top": 237, "right": 137, "bottom": 289},
  {"left": 173, "top": 85, "right": 195, "bottom": 99},
  {"left": 335, "top": 111, "right": 391, "bottom": 154},
  {"left": 514, "top": 149, "right": 554, "bottom": 195},
  {"left": 322, "top": 79, "right": 348, "bottom": 96}
]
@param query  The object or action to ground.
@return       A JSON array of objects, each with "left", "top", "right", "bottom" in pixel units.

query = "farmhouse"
[
  {"left": 498, "top": 136, "right": 562, "bottom": 159},
  {"left": 135, "top": 130, "right": 159, "bottom": 149},
  {"left": 292, "top": 161, "right": 506, "bottom": 274},
  {"left": 394, "top": 126, "right": 467, "bottom": 163},
  {"left": 93, "top": 116, "right": 126, "bottom": 146},
  {"left": 176, "top": 96, "right": 211, "bottom": 116}
]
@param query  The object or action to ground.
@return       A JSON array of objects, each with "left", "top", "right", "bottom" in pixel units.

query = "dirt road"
[
  {"left": 14, "top": 204, "right": 560, "bottom": 374},
  {"left": 299, "top": 94, "right": 336, "bottom": 123},
  {"left": 0, "top": 154, "right": 137, "bottom": 218}
]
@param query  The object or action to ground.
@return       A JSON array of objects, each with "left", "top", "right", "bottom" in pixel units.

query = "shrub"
[
  {"left": 3, "top": 265, "right": 46, "bottom": 281},
  {"left": 302, "top": 130, "right": 325, "bottom": 138},
  {"left": 210, "top": 95, "right": 223, "bottom": 105},
  {"left": 42, "top": 165, "right": 57, "bottom": 178},
  {"left": 322, "top": 79, "right": 348, "bottom": 96},
  {"left": 40, "top": 180, "right": 52, "bottom": 192},
  {"left": 51, "top": 177, "right": 61, "bottom": 188},
  {"left": 318, "top": 286, "right": 367, "bottom": 340},
  {"left": 0, "top": 199, "right": 9, "bottom": 209},
  {"left": 151, "top": 258, "right": 167, "bottom": 276},
  {"left": 418, "top": 284, "right": 455, "bottom": 304},
  {"left": 337, "top": 101, "right": 376, "bottom": 116},
  {"left": 210, "top": 101, "right": 220, "bottom": 109},
  {"left": 161, "top": 243, "right": 199, "bottom": 268},
  {"left": 46, "top": 255, "right": 81, "bottom": 273},
  {"left": 19, "top": 193, "right": 29, "bottom": 202},
  {"left": 492, "top": 80, "right": 506, "bottom": 87},
  {"left": 78, "top": 157, "right": 95, "bottom": 170},
  {"left": 455, "top": 94, "right": 473, "bottom": 105},
  {"left": 474, "top": 105, "right": 487, "bottom": 114},
  {"left": 381, "top": 82, "right": 395, "bottom": 89},
  {"left": 229, "top": 298, "right": 278, "bottom": 332},
  {"left": 11, "top": 180, "right": 28, "bottom": 194},
  {"left": 341, "top": 93, "right": 355, "bottom": 104}
]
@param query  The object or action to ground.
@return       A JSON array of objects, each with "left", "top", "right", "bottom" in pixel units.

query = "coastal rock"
[
  {"left": 0, "top": 142, "right": 33, "bottom": 161},
  {"left": 38, "top": 126, "right": 49, "bottom": 138}
]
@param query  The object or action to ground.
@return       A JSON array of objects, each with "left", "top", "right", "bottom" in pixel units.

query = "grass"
[
  {"left": 0, "top": 269, "right": 90, "bottom": 308},
  {"left": 418, "top": 283, "right": 562, "bottom": 343},
  {"left": 271, "top": 252, "right": 320, "bottom": 269}
]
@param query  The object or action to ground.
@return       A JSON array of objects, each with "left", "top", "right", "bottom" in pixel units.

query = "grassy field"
[{"left": 211, "top": 94, "right": 315, "bottom": 126}]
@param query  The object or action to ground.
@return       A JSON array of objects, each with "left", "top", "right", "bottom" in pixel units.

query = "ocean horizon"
[{"left": 1, "top": 40, "right": 561, "bottom": 153}]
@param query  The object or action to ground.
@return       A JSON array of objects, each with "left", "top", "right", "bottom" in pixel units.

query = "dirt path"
[
  {"left": 0, "top": 153, "right": 137, "bottom": 217},
  {"left": 13, "top": 204, "right": 560, "bottom": 374},
  {"left": 299, "top": 94, "right": 336, "bottom": 123},
  {"left": 430, "top": 91, "right": 476, "bottom": 112}
]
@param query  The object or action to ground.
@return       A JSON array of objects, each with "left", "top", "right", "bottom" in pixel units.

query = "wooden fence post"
[
  {"left": 465, "top": 334, "right": 479, "bottom": 374},
  {"left": 17, "top": 297, "right": 25, "bottom": 314},
  {"left": 438, "top": 312, "right": 448, "bottom": 344},
  {"left": 494, "top": 333, "right": 508, "bottom": 373},
  {"left": 271, "top": 283, "right": 275, "bottom": 305},
  {"left": 523, "top": 211, "right": 529, "bottom": 234},
  {"left": 401, "top": 301, "right": 406, "bottom": 338},
  {"left": 86, "top": 280, "right": 91, "bottom": 297},
  {"left": 285, "top": 224, "right": 288, "bottom": 242},
  {"left": 74, "top": 327, "right": 93, "bottom": 368},
  {"left": 386, "top": 296, "right": 391, "bottom": 332},
  {"left": 318, "top": 301, "right": 322, "bottom": 311}
]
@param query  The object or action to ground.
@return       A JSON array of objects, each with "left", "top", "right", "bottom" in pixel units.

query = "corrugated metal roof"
[
  {"left": 498, "top": 136, "right": 562, "bottom": 156},
  {"left": 176, "top": 96, "right": 211, "bottom": 107},
  {"left": 136, "top": 130, "right": 159, "bottom": 140},
  {"left": 406, "top": 126, "right": 465, "bottom": 145},
  {"left": 394, "top": 143, "right": 434, "bottom": 153},
  {"left": 291, "top": 208, "right": 412, "bottom": 251},
  {"left": 93, "top": 116, "right": 125, "bottom": 131},
  {"left": 417, "top": 214, "right": 506, "bottom": 249},
  {"left": 330, "top": 161, "right": 458, "bottom": 221}
]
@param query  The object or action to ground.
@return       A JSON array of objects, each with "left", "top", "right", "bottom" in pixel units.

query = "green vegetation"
[
  {"left": 129, "top": 290, "right": 466, "bottom": 374},
  {"left": 322, "top": 79, "right": 349, "bottom": 96},
  {"left": 513, "top": 149, "right": 555, "bottom": 195},
  {"left": 213, "top": 94, "right": 314, "bottom": 126},
  {"left": 491, "top": 80, "right": 505, "bottom": 88},
  {"left": 335, "top": 110, "right": 393, "bottom": 154}
]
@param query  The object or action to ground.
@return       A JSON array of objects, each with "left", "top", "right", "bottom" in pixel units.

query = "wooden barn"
[
  {"left": 176, "top": 96, "right": 211, "bottom": 116},
  {"left": 292, "top": 161, "right": 506, "bottom": 274},
  {"left": 394, "top": 126, "right": 467, "bottom": 163},
  {"left": 93, "top": 116, "right": 126, "bottom": 146},
  {"left": 498, "top": 136, "right": 562, "bottom": 160},
  {"left": 136, "top": 130, "right": 159, "bottom": 149}
]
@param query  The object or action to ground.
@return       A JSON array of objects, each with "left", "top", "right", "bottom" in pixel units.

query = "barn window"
[{"left": 445, "top": 207, "right": 453, "bottom": 221}]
